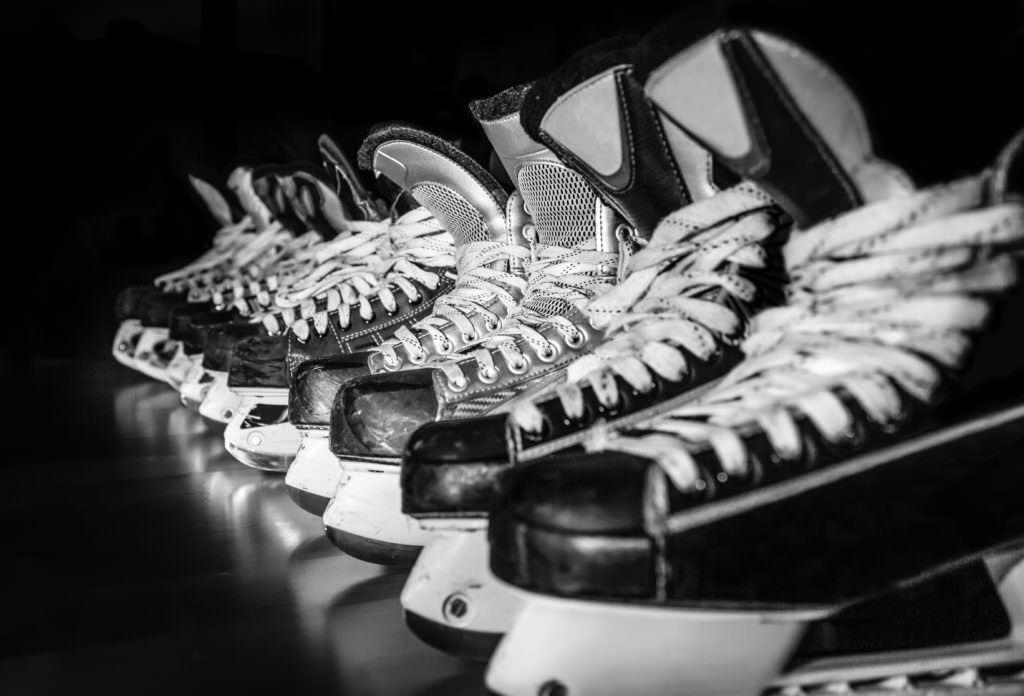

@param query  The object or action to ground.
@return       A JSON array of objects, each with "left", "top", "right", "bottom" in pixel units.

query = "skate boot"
[
  {"left": 483, "top": 32, "right": 1024, "bottom": 695},
  {"left": 222, "top": 194, "right": 455, "bottom": 471},
  {"left": 112, "top": 170, "right": 251, "bottom": 374},
  {"left": 189, "top": 142, "right": 389, "bottom": 419},
  {"left": 285, "top": 125, "right": 529, "bottom": 518},
  {"left": 323, "top": 84, "right": 629, "bottom": 564},
  {"left": 131, "top": 166, "right": 296, "bottom": 385},
  {"left": 396, "top": 41, "right": 796, "bottom": 658}
]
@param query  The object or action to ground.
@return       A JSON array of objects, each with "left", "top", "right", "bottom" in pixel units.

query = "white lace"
[
  {"left": 291, "top": 207, "right": 454, "bottom": 340},
  {"left": 437, "top": 226, "right": 618, "bottom": 390},
  {"left": 153, "top": 216, "right": 256, "bottom": 292},
  {"left": 585, "top": 175, "right": 1024, "bottom": 492},
  {"left": 509, "top": 184, "right": 782, "bottom": 433},
  {"left": 374, "top": 237, "right": 530, "bottom": 367}
]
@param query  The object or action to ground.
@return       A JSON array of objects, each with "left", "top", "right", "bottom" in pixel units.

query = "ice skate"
[
  {"left": 284, "top": 122, "right": 530, "bottom": 517},
  {"left": 223, "top": 199, "right": 455, "bottom": 471},
  {"left": 326, "top": 80, "right": 646, "bottom": 562},
  {"left": 483, "top": 32, "right": 1024, "bottom": 693},
  {"left": 397, "top": 38, "right": 794, "bottom": 656}
]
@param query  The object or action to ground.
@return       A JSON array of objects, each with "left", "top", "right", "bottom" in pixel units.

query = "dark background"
[{"left": 5, "top": 0, "right": 1024, "bottom": 368}]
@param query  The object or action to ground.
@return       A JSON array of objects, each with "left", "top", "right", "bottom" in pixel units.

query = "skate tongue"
[
  {"left": 518, "top": 36, "right": 715, "bottom": 238},
  {"left": 473, "top": 83, "right": 618, "bottom": 255},
  {"left": 318, "top": 133, "right": 384, "bottom": 222},
  {"left": 990, "top": 128, "right": 1024, "bottom": 204},
  {"left": 285, "top": 169, "right": 352, "bottom": 238},
  {"left": 360, "top": 124, "right": 511, "bottom": 274},
  {"left": 188, "top": 174, "right": 235, "bottom": 227},
  {"left": 228, "top": 167, "right": 274, "bottom": 229},
  {"left": 640, "top": 26, "right": 914, "bottom": 228}
]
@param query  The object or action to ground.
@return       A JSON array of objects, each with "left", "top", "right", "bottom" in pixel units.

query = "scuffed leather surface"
[
  {"left": 401, "top": 415, "right": 511, "bottom": 515},
  {"left": 488, "top": 453, "right": 655, "bottom": 598},
  {"left": 288, "top": 353, "right": 373, "bottom": 426},
  {"left": 169, "top": 306, "right": 231, "bottom": 348},
  {"left": 201, "top": 321, "right": 266, "bottom": 371},
  {"left": 227, "top": 335, "right": 288, "bottom": 389},
  {"left": 329, "top": 369, "right": 438, "bottom": 457}
]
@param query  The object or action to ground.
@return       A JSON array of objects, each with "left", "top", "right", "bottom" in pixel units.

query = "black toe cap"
[
  {"left": 115, "top": 285, "right": 161, "bottom": 321},
  {"left": 227, "top": 335, "right": 288, "bottom": 389},
  {"left": 488, "top": 452, "right": 656, "bottom": 598},
  {"left": 288, "top": 354, "right": 373, "bottom": 426},
  {"left": 202, "top": 321, "right": 266, "bottom": 372},
  {"left": 401, "top": 415, "right": 511, "bottom": 517},
  {"left": 329, "top": 369, "right": 438, "bottom": 457}
]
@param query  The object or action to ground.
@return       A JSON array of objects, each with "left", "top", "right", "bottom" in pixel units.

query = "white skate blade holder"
[
  {"left": 223, "top": 390, "right": 299, "bottom": 472},
  {"left": 198, "top": 371, "right": 242, "bottom": 423},
  {"left": 402, "top": 526, "right": 521, "bottom": 650},
  {"left": 132, "top": 327, "right": 178, "bottom": 385},
  {"left": 486, "top": 592, "right": 817, "bottom": 696},
  {"left": 112, "top": 319, "right": 145, "bottom": 369},
  {"left": 322, "top": 456, "right": 432, "bottom": 555},
  {"left": 164, "top": 344, "right": 200, "bottom": 389},
  {"left": 487, "top": 519, "right": 1024, "bottom": 695},
  {"left": 284, "top": 431, "right": 341, "bottom": 514}
]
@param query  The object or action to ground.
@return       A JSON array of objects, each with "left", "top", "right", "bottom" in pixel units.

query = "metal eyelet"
[
  {"left": 564, "top": 330, "right": 586, "bottom": 349},
  {"left": 484, "top": 319, "right": 500, "bottom": 332},
  {"left": 407, "top": 351, "right": 427, "bottom": 365},
  {"left": 536, "top": 343, "right": 559, "bottom": 363},
  {"left": 438, "top": 339, "right": 453, "bottom": 354},
  {"left": 478, "top": 366, "right": 499, "bottom": 384},
  {"left": 462, "top": 331, "right": 478, "bottom": 343},
  {"left": 448, "top": 376, "right": 468, "bottom": 392},
  {"left": 507, "top": 355, "right": 530, "bottom": 375}
]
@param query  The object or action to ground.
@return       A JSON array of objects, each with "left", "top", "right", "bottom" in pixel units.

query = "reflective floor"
[{"left": 1, "top": 359, "right": 484, "bottom": 695}]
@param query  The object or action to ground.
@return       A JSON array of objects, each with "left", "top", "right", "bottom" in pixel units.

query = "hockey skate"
[
  {"left": 285, "top": 124, "right": 529, "bottom": 518},
  {"left": 324, "top": 83, "right": 632, "bottom": 563},
  {"left": 483, "top": 33, "right": 1024, "bottom": 692},
  {"left": 397, "top": 38, "right": 797, "bottom": 658},
  {"left": 189, "top": 139, "right": 389, "bottom": 420},
  {"left": 222, "top": 198, "right": 456, "bottom": 471}
]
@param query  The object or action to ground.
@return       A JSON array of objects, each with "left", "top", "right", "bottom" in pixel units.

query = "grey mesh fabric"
[
  {"left": 411, "top": 183, "right": 490, "bottom": 250},
  {"left": 516, "top": 161, "right": 603, "bottom": 318}
]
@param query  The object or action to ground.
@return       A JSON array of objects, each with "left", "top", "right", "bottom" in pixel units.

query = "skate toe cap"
[
  {"left": 329, "top": 369, "right": 438, "bottom": 457},
  {"left": 401, "top": 415, "right": 512, "bottom": 516},
  {"left": 227, "top": 336, "right": 288, "bottom": 389},
  {"left": 488, "top": 452, "right": 657, "bottom": 597},
  {"left": 289, "top": 354, "right": 373, "bottom": 426}
]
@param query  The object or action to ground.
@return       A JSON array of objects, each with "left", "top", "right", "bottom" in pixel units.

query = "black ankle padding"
[
  {"left": 469, "top": 82, "right": 533, "bottom": 122},
  {"left": 519, "top": 35, "right": 639, "bottom": 144}
]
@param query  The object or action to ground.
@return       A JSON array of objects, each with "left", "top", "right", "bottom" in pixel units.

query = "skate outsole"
[
  {"left": 323, "top": 526, "right": 421, "bottom": 567},
  {"left": 224, "top": 440, "right": 292, "bottom": 473},
  {"left": 404, "top": 610, "right": 501, "bottom": 662},
  {"left": 286, "top": 485, "right": 330, "bottom": 517}
]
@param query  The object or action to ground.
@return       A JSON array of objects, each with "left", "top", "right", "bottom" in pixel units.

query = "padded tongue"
[
  {"left": 991, "top": 129, "right": 1024, "bottom": 205},
  {"left": 518, "top": 36, "right": 715, "bottom": 238},
  {"left": 318, "top": 133, "right": 384, "bottom": 222},
  {"left": 360, "top": 125, "right": 509, "bottom": 265},
  {"left": 188, "top": 175, "right": 236, "bottom": 227},
  {"left": 227, "top": 167, "right": 274, "bottom": 228},
  {"left": 641, "top": 27, "right": 913, "bottom": 228},
  {"left": 473, "top": 84, "right": 617, "bottom": 320}
]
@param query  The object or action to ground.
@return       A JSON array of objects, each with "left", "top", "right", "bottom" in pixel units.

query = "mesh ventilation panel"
[
  {"left": 517, "top": 162, "right": 598, "bottom": 248},
  {"left": 411, "top": 183, "right": 490, "bottom": 249}
]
